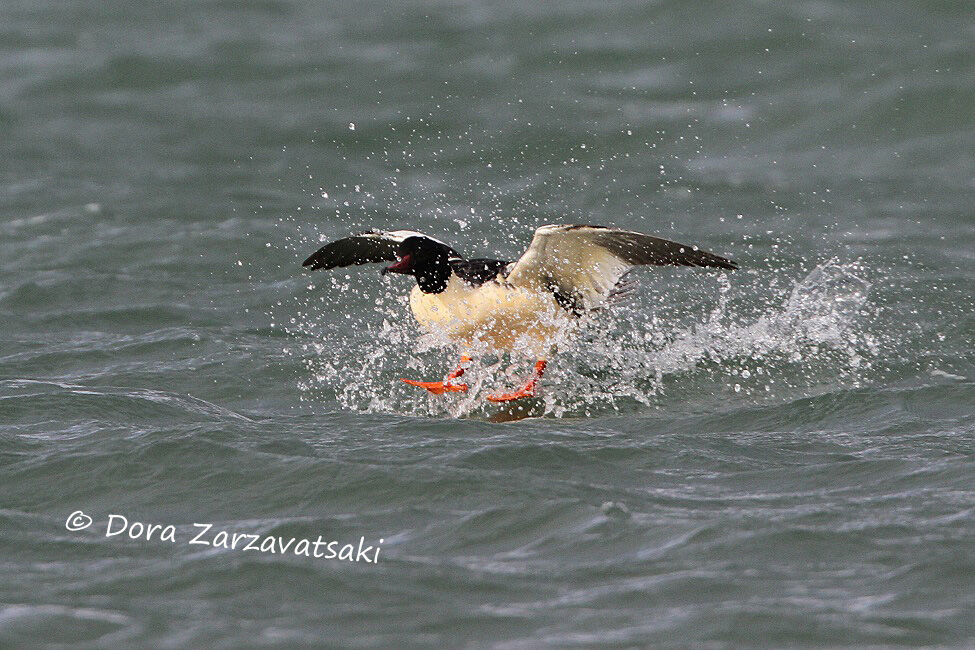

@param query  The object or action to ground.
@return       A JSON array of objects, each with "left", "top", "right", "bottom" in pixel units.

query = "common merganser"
[{"left": 302, "top": 224, "right": 737, "bottom": 402}]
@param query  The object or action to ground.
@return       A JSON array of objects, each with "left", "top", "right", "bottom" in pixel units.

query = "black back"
[{"left": 450, "top": 258, "right": 510, "bottom": 287}]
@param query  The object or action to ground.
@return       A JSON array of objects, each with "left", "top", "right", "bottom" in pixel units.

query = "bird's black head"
[{"left": 382, "top": 236, "right": 453, "bottom": 294}]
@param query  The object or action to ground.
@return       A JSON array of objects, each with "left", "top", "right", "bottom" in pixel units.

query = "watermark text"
[{"left": 65, "top": 511, "right": 383, "bottom": 563}]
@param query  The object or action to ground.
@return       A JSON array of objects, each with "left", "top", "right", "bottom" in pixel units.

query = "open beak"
[{"left": 381, "top": 253, "right": 412, "bottom": 275}]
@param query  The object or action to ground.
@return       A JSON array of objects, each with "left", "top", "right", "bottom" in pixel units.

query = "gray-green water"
[{"left": 2, "top": 1, "right": 974, "bottom": 647}]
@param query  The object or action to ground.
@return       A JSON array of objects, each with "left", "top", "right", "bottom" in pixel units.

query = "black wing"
[
  {"left": 593, "top": 227, "right": 738, "bottom": 270},
  {"left": 302, "top": 230, "right": 461, "bottom": 271}
]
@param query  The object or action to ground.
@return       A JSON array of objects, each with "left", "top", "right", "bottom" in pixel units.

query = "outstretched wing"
[
  {"left": 505, "top": 224, "right": 737, "bottom": 312},
  {"left": 302, "top": 230, "right": 461, "bottom": 271}
]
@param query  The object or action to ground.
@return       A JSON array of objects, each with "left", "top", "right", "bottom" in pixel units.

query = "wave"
[{"left": 0, "top": 380, "right": 252, "bottom": 425}]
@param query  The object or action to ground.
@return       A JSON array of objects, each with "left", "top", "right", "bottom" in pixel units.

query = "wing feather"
[
  {"left": 302, "top": 230, "right": 460, "bottom": 271},
  {"left": 506, "top": 224, "right": 737, "bottom": 312}
]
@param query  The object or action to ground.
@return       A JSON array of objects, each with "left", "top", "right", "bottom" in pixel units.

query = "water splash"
[
  {"left": 549, "top": 258, "right": 876, "bottom": 417},
  {"left": 284, "top": 257, "right": 882, "bottom": 419}
]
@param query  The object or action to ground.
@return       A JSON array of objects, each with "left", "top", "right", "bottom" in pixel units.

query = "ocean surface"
[{"left": 2, "top": 0, "right": 973, "bottom": 647}]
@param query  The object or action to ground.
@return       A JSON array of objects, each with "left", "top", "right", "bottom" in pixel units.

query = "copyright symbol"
[{"left": 65, "top": 510, "right": 93, "bottom": 532}]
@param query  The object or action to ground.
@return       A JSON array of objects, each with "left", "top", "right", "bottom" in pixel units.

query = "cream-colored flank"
[{"left": 409, "top": 275, "right": 570, "bottom": 356}]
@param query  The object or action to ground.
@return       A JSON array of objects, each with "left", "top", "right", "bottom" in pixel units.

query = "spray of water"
[{"left": 282, "top": 254, "right": 881, "bottom": 419}]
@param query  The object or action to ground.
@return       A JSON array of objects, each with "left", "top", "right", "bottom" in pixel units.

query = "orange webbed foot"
[
  {"left": 400, "top": 379, "right": 468, "bottom": 394},
  {"left": 401, "top": 356, "right": 472, "bottom": 396},
  {"left": 485, "top": 384, "right": 536, "bottom": 402},
  {"left": 486, "top": 360, "right": 547, "bottom": 403}
]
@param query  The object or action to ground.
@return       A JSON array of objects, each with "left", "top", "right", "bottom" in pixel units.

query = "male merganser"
[{"left": 302, "top": 224, "right": 737, "bottom": 402}]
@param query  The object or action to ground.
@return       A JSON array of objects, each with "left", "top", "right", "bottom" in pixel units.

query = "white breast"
[{"left": 408, "top": 275, "right": 571, "bottom": 355}]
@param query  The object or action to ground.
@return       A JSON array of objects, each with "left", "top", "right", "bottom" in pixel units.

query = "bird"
[{"left": 302, "top": 224, "right": 737, "bottom": 402}]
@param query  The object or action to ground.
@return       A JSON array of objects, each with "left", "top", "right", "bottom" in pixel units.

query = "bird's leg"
[
  {"left": 401, "top": 355, "right": 471, "bottom": 395},
  {"left": 486, "top": 360, "right": 547, "bottom": 403}
]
